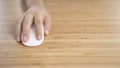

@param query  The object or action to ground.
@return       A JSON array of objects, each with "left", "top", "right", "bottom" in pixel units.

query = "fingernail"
[
  {"left": 23, "top": 35, "right": 28, "bottom": 42},
  {"left": 16, "top": 37, "right": 20, "bottom": 42},
  {"left": 37, "top": 35, "right": 41, "bottom": 40}
]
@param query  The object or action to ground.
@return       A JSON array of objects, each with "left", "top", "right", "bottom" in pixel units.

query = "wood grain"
[{"left": 0, "top": 0, "right": 120, "bottom": 68}]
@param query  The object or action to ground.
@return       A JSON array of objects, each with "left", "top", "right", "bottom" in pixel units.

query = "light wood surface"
[{"left": 0, "top": 0, "right": 120, "bottom": 68}]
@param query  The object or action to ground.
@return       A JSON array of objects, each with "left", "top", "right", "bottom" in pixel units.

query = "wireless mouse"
[{"left": 21, "top": 25, "right": 44, "bottom": 46}]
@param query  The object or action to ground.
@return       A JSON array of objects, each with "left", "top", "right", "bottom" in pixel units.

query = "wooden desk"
[{"left": 0, "top": 0, "right": 120, "bottom": 68}]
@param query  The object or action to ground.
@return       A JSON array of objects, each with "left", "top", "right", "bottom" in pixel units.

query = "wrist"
[
  {"left": 29, "top": 4, "right": 44, "bottom": 9},
  {"left": 26, "top": 0, "right": 44, "bottom": 9}
]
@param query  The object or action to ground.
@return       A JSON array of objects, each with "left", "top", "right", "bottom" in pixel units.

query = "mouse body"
[{"left": 21, "top": 25, "right": 44, "bottom": 46}]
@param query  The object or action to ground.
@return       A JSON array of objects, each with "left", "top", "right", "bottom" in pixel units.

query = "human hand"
[{"left": 16, "top": 6, "right": 51, "bottom": 42}]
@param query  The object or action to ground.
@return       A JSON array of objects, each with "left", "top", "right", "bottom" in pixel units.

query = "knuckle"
[
  {"left": 36, "top": 28, "right": 40, "bottom": 35},
  {"left": 17, "top": 22, "right": 21, "bottom": 27},
  {"left": 25, "top": 12, "right": 33, "bottom": 20},
  {"left": 16, "top": 31, "right": 21, "bottom": 37},
  {"left": 26, "top": 11, "right": 34, "bottom": 16},
  {"left": 36, "top": 27, "right": 41, "bottom": 35},
  {"left": 45, "top": 23, "right": 51, "bottom": 30},
  {"left": 23, "top": 30, "right": 27, "bottom": 36},
  {"left": 17, "top": 34, "right": 20, "bottom": 37},
  {"left": 36, "top": 32, "right": 41, "bottom": 35},
  {"left": 35, "top": 20, "right": 42, "bottom": 26},
  {"left": 45, "top": 26, "right": 49, "bottom": 30},
  {"left": 23, "top": 27, "right": 28, "bottom": 35}
]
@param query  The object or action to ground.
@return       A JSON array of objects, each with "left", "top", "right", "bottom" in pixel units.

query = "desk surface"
[{"left": 0, "top": 0, "right": 120, "bottom": 68}]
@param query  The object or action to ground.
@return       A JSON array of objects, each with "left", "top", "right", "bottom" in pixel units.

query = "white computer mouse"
[{"left": 21, "top": 25, "right": 44, "bottom": 46}]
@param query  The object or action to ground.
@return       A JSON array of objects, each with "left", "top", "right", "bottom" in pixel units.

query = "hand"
[{"left": 16, "top": 6, "right": 51, "bottom": 42}]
